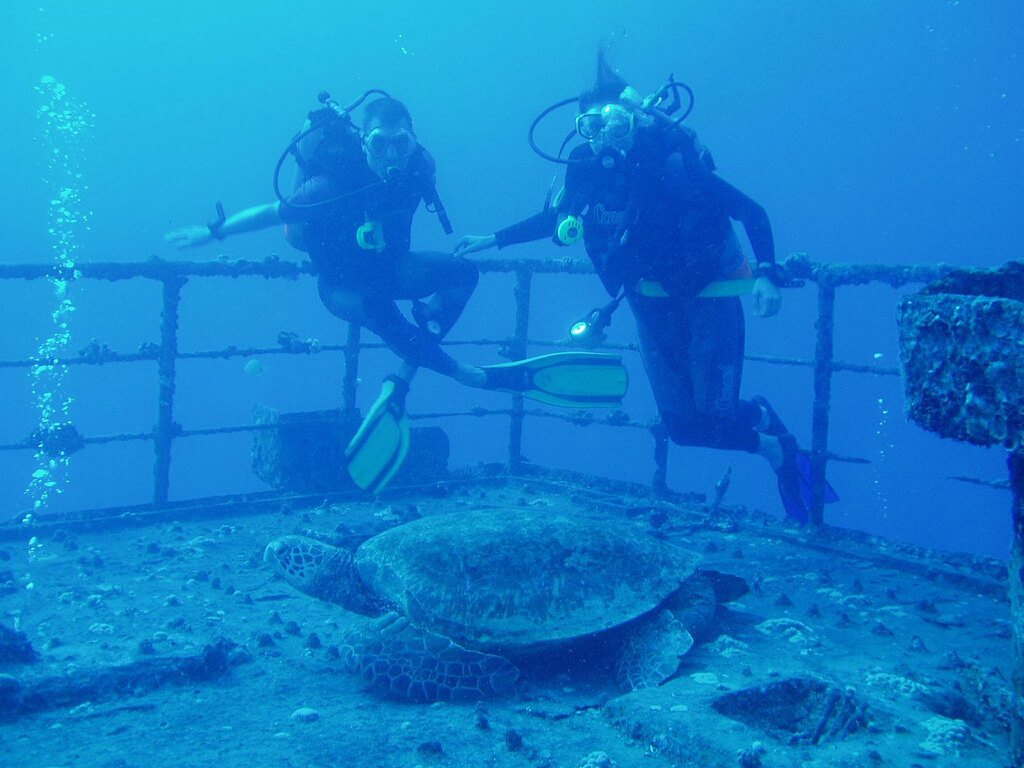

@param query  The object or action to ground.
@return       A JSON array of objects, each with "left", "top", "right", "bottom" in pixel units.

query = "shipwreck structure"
[
  {"left": 0, "top": 252, "right": 954, "bottom": 521},
  {"left": 0, "top": 251, "right": 1019, "bottom": 765},
  {"left": 898, "top": 260, "right": 1024, "bottom": 766}
]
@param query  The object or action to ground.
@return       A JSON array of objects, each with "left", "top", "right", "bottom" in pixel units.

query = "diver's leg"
[
  {"left": 393, "top": 250, "right": 479, "bottom": 339},
  {"left": 688, "top": 296, "right": 762, "bottom": 451},
  {"left": 687, "top": 296, "right": 807, "bottom": 515},
  {"left": 696, "top": 296, "right": 811, "bottom": 520},
  {"left": 631, "top": 294, "right": 759, "bottom": 451},
  {"left": 317, "top": 277, "right": 471, "bottom": 380},
  {"left": 630, "top": 294, "right": 700, "bottom": 443}
]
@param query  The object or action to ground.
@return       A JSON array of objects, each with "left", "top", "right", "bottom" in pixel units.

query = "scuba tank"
[
  {"left": 273, "top": 89, "right": 387, "bottom": 207},
  {"left": 274, "top": 89, "right": 454, "bottom": 247}
]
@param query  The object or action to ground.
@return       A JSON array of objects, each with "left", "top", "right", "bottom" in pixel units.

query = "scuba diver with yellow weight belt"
[
  {"left": 456, "top": 52, "right": 837, "bottom": 522},
  {"left": 166, "top": 89, "right": 628, "bottom": 493}
]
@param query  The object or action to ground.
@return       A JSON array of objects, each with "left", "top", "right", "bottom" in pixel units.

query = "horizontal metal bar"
[{"left": 1, "top": 253, "right": 956, "bottom": 288}]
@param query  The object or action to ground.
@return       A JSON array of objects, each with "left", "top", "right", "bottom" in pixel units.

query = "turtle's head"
[
  {"left": 264, "top": 535, "right": 330, "bottom": 593},
  {"left": 264, "top": 535, "right": 374, "bottom": 613}
]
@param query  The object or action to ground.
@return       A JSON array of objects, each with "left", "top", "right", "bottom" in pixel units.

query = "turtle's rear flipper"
[
  {"left": 664, "top": 571, "right": 720, "bottom": 641},
  {"left": 340, "top": 613, "right": 519, "bottom": 702},
  {"left": 616, "top": 609, "right": 694, "bottom": 692}
]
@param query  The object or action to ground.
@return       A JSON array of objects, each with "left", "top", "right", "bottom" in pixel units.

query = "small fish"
[{"left": 244, "top": 359, "right": 265, "bottom": 377}]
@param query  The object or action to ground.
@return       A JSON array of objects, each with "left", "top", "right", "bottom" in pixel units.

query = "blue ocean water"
[{"left": 1, "top": 1, "right": 1021, "bottom": 559}]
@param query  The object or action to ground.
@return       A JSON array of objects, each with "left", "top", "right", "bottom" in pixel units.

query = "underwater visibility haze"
[
  {"left": 5, "top": 0, "right": 1018, "bottom": 555},
  {"left": 0, "top": 3, "right": 1023, "bottom": 763}
]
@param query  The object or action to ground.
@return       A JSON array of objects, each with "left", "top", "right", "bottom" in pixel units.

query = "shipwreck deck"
[{"left": 0, "top": 471, "right": 1011, "bottom": 767}]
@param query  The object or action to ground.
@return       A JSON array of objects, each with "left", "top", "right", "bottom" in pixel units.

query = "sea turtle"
[{"left": 264, "top": 508, "right": 744, "bottom": 702}]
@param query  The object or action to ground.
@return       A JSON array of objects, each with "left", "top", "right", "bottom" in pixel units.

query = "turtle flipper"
[
  {"left": 662, "top": 571, "right": 720, "bottom": 641},
  {"left": 616, "top": 609, "right": 695, "bottom": 692},
  {"left": 616, "top": 572, "right": 744, "bottom": 692},
  {"left": 340, "top": 613, "right": 519, "bottom": 702}
]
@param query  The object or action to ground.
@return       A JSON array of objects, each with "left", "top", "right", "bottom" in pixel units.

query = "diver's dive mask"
[
  {"left": 363, "top": 128, "right": 417, "bottom": 161},
  {"left": 363, "top": 127, "right": 418, "bottom": 179},
  {"left": 575, "top": 103, "right": 636, "bottom": 142}
]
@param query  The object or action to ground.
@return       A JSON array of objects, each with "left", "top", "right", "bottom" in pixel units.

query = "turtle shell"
[{"left": 354, "top": 509, "right": 700, "bottom": 652}]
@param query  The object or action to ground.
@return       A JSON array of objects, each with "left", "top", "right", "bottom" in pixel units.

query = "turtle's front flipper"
[
  {"left": 616, "top": 609, "right": 694, "bottom": 692},
  {"left": 340, "top": 613, "right": 519, "bottom": 702}
]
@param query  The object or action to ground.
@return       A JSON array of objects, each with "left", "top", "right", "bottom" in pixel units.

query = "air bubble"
[{"left": 28, "top": 73, "right": 93, "bottom": 511}]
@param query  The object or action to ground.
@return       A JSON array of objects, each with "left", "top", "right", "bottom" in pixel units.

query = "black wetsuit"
[
  {"left": 495, "top": 122, "right": 776, "bottom": 452},
  {"left": 279, "top": 132, "right": 476, "bottom": 376}
]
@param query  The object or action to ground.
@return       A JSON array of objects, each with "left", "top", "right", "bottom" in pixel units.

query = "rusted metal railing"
[{"left": 0, "top": 253, "right": 957, "bottom": 521}]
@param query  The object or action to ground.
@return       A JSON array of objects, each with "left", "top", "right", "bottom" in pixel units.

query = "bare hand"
[
  {"left": 164, "top": 225, "right": 214, "bottom": 249},
  {"left": 454, "top": 234, "right": 497, "bottom": 257},
  {"left": 752, "top": 276, "right": 782, "bottom": 318}
]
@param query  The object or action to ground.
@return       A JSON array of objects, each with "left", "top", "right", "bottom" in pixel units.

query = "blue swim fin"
[
  {"left": 795, "top": 450, "right": 840, "bottom": 506},
  {"left": 754, "top": 396, "right": 839, "bottom": 522},
  {"left": 777, "top": 448, "right": 840, "bottom": 524},
  {"left": 777, "top": 475, "right": 810, "bottom": 524}
]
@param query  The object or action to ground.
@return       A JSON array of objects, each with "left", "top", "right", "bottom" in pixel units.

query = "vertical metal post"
[
  {"left": 809, "top": 279, "right": 836, "bottom": 526},
  {"left": 1010, "top": 450, "right": 1024, "bottom": 768},
  {"left": 508, "top": 267, "right": 532, "bottom": 471},
  {"left": 341, "top": 322, "right": 361, "bottom": 420},
  {"left": 153, "top": 276, "right": 186, "bottom": 506},
  {"left": 651, "top": 421, "right": 669, "bottom": 492}
]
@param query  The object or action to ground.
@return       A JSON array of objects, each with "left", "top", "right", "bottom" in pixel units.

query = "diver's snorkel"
[{"left": 568, "top": 291, "right": 624, "bottom": 348}]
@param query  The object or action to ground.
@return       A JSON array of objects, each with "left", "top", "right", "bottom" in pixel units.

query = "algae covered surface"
[{"left": 0, "top": 476, "right": 1012, "bottom": 767}]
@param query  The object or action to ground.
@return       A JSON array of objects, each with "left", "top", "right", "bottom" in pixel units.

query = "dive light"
[{"left": 568, "top": 292, "right": 624, "bottom": 348}]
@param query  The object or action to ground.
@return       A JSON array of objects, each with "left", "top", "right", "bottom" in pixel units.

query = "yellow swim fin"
[
  {"left": 344, "top": 376, "right": 411, "bottom": 494},
  {"left": 480, "top": 351, "right": 628, "bottom": 408}
]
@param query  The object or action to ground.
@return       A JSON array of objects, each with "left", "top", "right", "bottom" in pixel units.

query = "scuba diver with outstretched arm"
[
  {"left": 456, "top": 53, "right": 836, "bottom": 522},
  {"left": 167, "top": 95, "right": 485, "bottom": 388},
  {"left": 165, "top": 203, "right": 282, "bottom": 246},
  {"left": 166, "top": 90, "right": 629, "bottom": 493}
]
